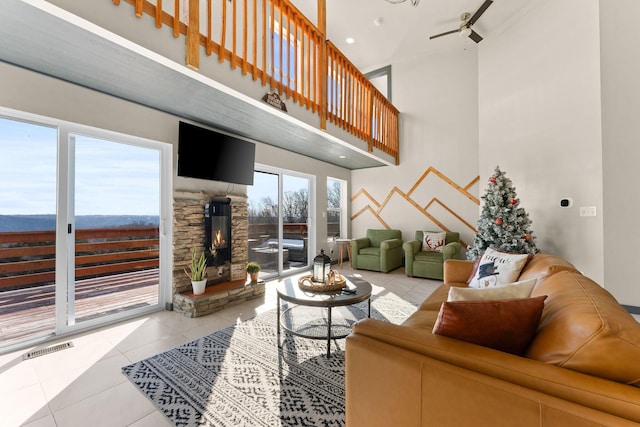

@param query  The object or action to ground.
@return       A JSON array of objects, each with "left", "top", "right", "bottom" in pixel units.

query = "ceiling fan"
[
  {"left": 429, "top": 0, "right": 493, "bottom": 43},
  {"left": 385, "top": 0, "right": 420, "bottom": 7}
]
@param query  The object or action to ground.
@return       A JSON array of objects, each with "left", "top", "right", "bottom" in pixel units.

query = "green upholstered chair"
[
  {"left": 403, "top": 231, "right": 462, "bottom": 280},
  {"left": 351, "top": 229, "right": 403, "bottom": 273}
]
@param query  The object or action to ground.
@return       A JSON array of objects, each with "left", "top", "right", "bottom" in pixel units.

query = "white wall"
[
  {"left": 600, "top": 0, "right": 640, "bottom": 306},
  {"left": 351, "top": 45, "right": 480, "bottom": 248},
  {"left": 478, "top": 0, "right": 605, "bottom": 284}
]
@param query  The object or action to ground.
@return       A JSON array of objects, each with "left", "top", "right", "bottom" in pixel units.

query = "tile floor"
[{"left": 0, "top": 267, "right": 440, "bottom": 427}]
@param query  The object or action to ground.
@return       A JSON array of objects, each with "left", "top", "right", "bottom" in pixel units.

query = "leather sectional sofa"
[{"left": 346, "top": 254, "right": 640, "bottom": 426}]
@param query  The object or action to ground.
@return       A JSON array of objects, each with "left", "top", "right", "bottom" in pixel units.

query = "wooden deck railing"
[
  {"left": 0, "top": 227, "right": 159, "bottom": 291},
  {"left": 113, "top": 0, "right": 399, "bottom": 163}
]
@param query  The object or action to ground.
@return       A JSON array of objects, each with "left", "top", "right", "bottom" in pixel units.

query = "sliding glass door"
[
  {"left": 248, "top": 168, "right": 313, "bottom": 279},
  {"left": 0, "top": 109, "right": 170, "bottom": 350},
  {"left": 70, "top": 134, "right": 161, "bottom": 325},
  {"left": 0, "top": 118, "right": 58, "bottom": 344}
]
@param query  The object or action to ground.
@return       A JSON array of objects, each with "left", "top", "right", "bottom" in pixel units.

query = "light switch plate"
[{"left": 580, "top": 206, "right": 597, "bottom": 217}]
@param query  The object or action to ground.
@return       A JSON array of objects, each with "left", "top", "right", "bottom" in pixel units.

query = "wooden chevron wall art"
[{"left": 351, "top": 167, "right": 480, "bottom": 246}]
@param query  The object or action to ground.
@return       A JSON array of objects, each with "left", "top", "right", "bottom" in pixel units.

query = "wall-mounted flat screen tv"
[{"left": 178, "top": 121, "right": 255, "bottom": 185}]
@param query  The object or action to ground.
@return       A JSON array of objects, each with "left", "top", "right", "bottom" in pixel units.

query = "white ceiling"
[{"left": 291, "top": 0, "right": 533, "bottom": 70}]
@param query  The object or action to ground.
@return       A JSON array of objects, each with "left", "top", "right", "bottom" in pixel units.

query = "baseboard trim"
[{"left": 623, "top": 305, "right": 640, "bottom": 315}]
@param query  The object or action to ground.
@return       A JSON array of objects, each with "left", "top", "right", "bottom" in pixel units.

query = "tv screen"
[{"left": 178, "top": 121, "right": 256, "bottom": 185}]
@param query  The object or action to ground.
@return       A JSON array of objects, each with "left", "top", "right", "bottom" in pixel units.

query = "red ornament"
[
  {"left": 524, "top": 234, "right": 531, "bottom": 241},
  {"left": 489, "top": 177, "right": 496, "bottom": 183},
  {"left": 495, "top": 218, "right": 503, "bottom": 225},
  {"left": 509, "top": 198, "right": 518, "bottom": 205}
]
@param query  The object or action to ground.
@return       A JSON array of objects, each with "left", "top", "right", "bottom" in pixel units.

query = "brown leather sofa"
[{"left": 346, "top": 254, "right": 640, "bottom": 426}]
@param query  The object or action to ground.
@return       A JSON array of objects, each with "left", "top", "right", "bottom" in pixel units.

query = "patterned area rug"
[{"left": 122, "top": 294, "right": 416, "bottom": 426}]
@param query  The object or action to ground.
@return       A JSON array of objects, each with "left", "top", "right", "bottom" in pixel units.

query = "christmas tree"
[{"left": 467, "top": 166, "right": 539, "bottom": 260}]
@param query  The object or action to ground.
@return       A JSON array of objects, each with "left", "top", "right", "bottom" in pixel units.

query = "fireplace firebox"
[{"left": 205, "top": 197, "right": 231, "bottom": 266}]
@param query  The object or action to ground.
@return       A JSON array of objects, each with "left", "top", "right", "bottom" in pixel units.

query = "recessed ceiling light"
[
  {"left": 346, "top": 37, "right": 355, "bottom": 44},
  {"left": 339, "top": 155, "right": 346, "bottom": 159}
]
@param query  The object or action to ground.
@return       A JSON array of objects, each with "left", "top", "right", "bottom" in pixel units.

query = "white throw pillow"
[
  {"left": 468, "top": 247, "right": 530, "bottom": 288},
  {"left": 422, "top": 231, "right": 447, "bottom": 252},
  {"left": 447, "top": 278, "right": 537, "bottom": 302}
]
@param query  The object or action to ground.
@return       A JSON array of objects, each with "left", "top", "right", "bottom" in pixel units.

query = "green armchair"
[
  {"left": 403, "top": 231, "right": 462, "bottom": 280},
  {"left": 351, "top": 229, "right": 403, "bottom": 273}
]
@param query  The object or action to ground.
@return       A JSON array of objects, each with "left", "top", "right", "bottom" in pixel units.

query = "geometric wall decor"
[{"left": 351, "top": 167, "right": 480, "bottom": 247}]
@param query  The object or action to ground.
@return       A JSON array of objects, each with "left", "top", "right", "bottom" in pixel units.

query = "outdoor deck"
[{"left": 0, "top": 269, "right": 159, "bottom": 345}]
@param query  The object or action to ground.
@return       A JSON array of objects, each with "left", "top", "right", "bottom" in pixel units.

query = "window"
[
  {"left": 365, "top": 65, "right": 392, "bottom": 102},
  {"left": 327, "top": 177, "right": 346, "bottom": 240}
]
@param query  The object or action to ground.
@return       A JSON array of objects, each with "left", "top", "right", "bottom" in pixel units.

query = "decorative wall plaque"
[
  {"left": 262, "top": 91, "right": 287, "bottom": 112},
  {"left": 231, "top": 263, "right": 246, "bottom": 281}
]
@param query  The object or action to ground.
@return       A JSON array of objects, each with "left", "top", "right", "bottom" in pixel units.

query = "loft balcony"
[{"left": 0, "top": 0, "right": 399, "bottom": 169}]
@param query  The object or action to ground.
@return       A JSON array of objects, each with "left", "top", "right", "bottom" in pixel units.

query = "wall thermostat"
[{"left": 560, "top": 198, "right": 573, "bottom": 208}]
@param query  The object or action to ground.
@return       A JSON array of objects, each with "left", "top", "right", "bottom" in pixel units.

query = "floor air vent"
[{"left": 23, "top": 341, "right": 74, "bottom": 360}]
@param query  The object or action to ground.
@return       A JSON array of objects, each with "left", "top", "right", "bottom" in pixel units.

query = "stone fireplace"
[{"left": 172, "top": 191, "right": 264, "bottom": 317}]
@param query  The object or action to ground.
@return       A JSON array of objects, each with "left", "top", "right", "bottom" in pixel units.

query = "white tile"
[
  {"left": 0, "top": 354, "right": 39, "bottom": 395},
  {"left": 0, "top": 383, "right": 51, "bottom": 427},
  {"left": 122, "top": 331, "right": 190, "bottom": 363},
  {"left": 181, "top": 316, "right": 235, "bottom": 341},
  {"left": 53, "top": 381, "right": 155, "bottom": 427},
  {"left": 128, "top": 410, "right": 173, "bottom": 427},
  {"left": 42, "top": 353, "right": 129, "bottom": 412},
  {"left": 148, "top": 310, "right": 208, "bottom": 333},
  {"left": 20, "top": 414, "right": 57, "bottom": 427},
  {"left": 103, "top": 318, "right": 181, "bottom": 353},
  {"left": 31, "top": 333, "right": 120, "bottom": 384}
]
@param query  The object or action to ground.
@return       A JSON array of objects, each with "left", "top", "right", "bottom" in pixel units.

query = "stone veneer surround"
[{"left": 172, "top": 191, "right": 264, "bottom": 317}]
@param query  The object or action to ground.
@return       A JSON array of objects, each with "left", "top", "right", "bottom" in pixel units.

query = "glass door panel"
[
  {"left": 248, "top": 171, "right": 279, "bottom": 278},
  {"left": 0, "top": 117, "right": 58, "bottom": 344},
  {"left": 71, "top": 135, "right": 160, "bottom": 324},
  {"left": 282, "top": 174, "right": 310, "bottom": 273}
]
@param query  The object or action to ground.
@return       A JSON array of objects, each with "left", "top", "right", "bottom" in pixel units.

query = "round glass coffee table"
[{"left": 276, "top": 275, "right": 372, "bottom": 358}]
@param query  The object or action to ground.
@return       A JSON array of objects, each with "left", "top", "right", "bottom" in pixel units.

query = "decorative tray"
[{"left": 298, "top": 272, "right": 347, "bottom": 292}]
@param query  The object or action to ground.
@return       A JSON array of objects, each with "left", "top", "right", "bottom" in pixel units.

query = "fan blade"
[
  {"left": 429, "top": 28, "right": 460, "bottom": 40},
  {"left": 468, "top": 0, "right": 493, "bottom": 26},
  {"left": 468, "top": 29, "right": 483, "bottom": 43}
]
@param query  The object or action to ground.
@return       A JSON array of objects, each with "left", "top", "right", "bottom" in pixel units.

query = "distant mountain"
[{"left": 0, "top": 215, "right": 160, "bottom": 232}]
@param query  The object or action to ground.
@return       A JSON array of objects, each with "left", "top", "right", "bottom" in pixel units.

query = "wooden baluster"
[
  {"left": 206, "top": 0, "right": 212, "bottom": 55},
  {"left": 293, "top": 19, "right": 298, "bottom": 103},
  {"left": 187, "top": 0, "right": 200, "bottom": 69},
  {"left": 278, "top": 5, "right": 283, "bottom": 94},
  {"left": 135, "top": 0, "right": 143, "bottom": 17},
  {"left": 231, "top": 0, "right": 237, "bottom": 69},
  {"left": 156, "top": 0, "right": 163, "bottom": 27},
  {"left": 318, "top": 0, "right": 326, "bottom": 129},
  {"left": 261, "top": 0, "right": 267, "bottom": 85},
  {"left": 173, "top": 0, "right": 180, "bottom": 37},
  {"left": 252, "top": 0, "right": 257, "bottom": 80},
  {"left": 219, "top": 0, "right": 227, "bottom": 63},
  {"left": 242, "top": 0, "right": 248, "bottom": 75},
  {"left": 269, "top": 1, "right": 274, "bottom": 90}
]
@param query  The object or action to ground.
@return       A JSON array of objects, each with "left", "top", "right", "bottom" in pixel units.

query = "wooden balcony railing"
[
  {"left": 113, "top": 0, "right": 400, "bottom": 163},
  {"left": 0, "top": 227, "right": 159, "bottom": 291}
]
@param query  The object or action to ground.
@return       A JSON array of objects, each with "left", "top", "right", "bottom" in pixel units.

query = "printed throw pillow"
[
  {"left": 468, "top": 247, "right": 531, "bottom": 288},
  {"left": 422, "top": 231, "right": 447, "bottom": 253},
  {"left": 447, "top": 278, "right": 537, "bottom": 302},
  {"left": 432, "top": 295, "right": 547, "bottom": 355}
]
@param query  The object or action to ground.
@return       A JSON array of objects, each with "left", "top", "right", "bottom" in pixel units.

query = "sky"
[
  {"left": 0, "top": 117, "right": 160, "bottom": 216},
  {"left": 247, "top": 171, "right": 310, "bottom": 210}
]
